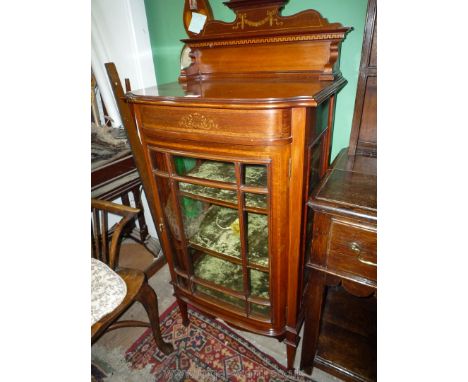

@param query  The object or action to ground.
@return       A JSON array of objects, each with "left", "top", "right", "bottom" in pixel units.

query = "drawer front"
[
  {"left": 327, "top": 219, "right": 377, "bottom": 281},
  {"left": 138, "top": 105, "right": 291, "bottom": 145}
]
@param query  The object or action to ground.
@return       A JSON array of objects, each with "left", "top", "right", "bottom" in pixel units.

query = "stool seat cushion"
[{"left": 91, "top": 258, "right": 127, "bottom": 325}]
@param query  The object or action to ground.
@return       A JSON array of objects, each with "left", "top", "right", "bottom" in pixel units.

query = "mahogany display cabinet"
[{"left": 106, "top": 0, "right": 351, "bottom": 368}]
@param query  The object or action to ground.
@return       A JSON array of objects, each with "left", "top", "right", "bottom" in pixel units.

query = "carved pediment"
[{"left": 189, "top": 0, "right": 347, "bottom": 38}]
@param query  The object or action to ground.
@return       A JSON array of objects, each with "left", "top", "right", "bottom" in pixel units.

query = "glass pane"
[
  {"left": 247, "top": 212, "right": 269, "bottom": 266},
  {"left": 148, "top": 149, "right": 168, "bottom": 172},
  {"left": 179, "top": 182, "right": 238, "bottom": 204},
  {"left": 193, "top": 251, "right": 244, "bottom": 293},
  {"left": 183, "top": 198, "right": 242, "bottom": 260},
  {"left": 196, "top": 284, "right": 246, "bottom": 311},
  {"left": 244, "top": 164, "right": 267, "bottom": 187},
  {"left": 250, "top": 303, "right": 270, "bottom": 318},
  {"left": 174, "top": 156, "right": 236, "bottom": 183},
  {"left": 245, "top": 193, "right": 267, "bottom": 209},
  {"left": 250, "top": 269, "right": 269, "bottom": 299}
]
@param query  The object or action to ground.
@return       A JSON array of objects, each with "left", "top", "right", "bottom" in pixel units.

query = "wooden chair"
[
  {"left": 91, "top": 198, "right": 174, "bottom": 355},
  {"left": 91, "top": 72, "right": 165, "bottom": 277}
]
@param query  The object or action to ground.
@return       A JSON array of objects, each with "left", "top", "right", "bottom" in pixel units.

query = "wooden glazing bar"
[
  {"left": 174, "top": 266, "right": 190, "bottom": 279},
  {"left": 247, "top": 296, "right": 271, "bottom": 306},
  {"left": 175, "top": 282, "right": 192, "bottom": 295},
  {"left": 244, "top": 205, "right": 268, "bottom": 215},
  {"left": 235, "top": 162, "right": 251, "bottom": 316},
  {"left": 191, "top": 276, "right": 246, "bottom": 300},
  {"left": 163, "top": 172, "right": 269, "bottom": 195},
  {"left": 179, "top": 190, "right": 238, "bottom": 210},
  {"left": 246, "top": 263, "right": 269, "bottom": 273},
  {"left": 173, "top": 266, "right": 189, "bottom": 279},
  {"left": 172, "top": 173, "right": 238, "bottom": 190},
  {"left": 239, "top": 185, "right": 269, "bottom": 195},
  {"left": 179, "top": 190, "right": 268, "bottom": 215},
  {"left": 153, "top": 169, "right": 169, "bottom": 178},
  {"left": 193, "top": 290, "right": 246, "bottom": 316},
  {"left": 264, "top": 164, "right": 273, "bottom": 310},
  {"left": 189, "top": 242, "right": 270, "bottom": 272},
  {"left": 189, "top": 242, "right": 243, "bottom": 266},
  {"left": 165, "top": 152, "right": 195, "bottom": 291}
]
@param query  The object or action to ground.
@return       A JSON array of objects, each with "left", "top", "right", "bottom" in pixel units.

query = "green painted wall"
[{"left": 144, "top": 0, "right": 368, "bottom": 160}]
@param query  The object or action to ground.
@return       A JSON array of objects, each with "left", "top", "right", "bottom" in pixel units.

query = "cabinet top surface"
[{"left": 126, "top": 77, "right": 346, "bottom": 108}]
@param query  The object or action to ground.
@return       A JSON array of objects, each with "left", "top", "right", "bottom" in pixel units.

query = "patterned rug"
[{"left": 92, "top": 301, "right": 313, "bottom": 381}]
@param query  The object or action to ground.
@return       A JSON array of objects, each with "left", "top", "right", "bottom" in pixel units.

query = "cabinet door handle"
[{"left": 350, "top": 242, "right": 377, "bottom": 267}]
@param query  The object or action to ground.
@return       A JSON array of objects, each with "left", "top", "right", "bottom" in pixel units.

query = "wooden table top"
[{"left": 310, "top": 149, "right": 377, "bottom": 220}]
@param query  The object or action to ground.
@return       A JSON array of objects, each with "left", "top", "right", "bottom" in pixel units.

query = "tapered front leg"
[
  {"left": 137, "top": 282, "right": 174, "bottom": 355},
  {"left": 286, "top": 341, "right": 298, "bottom": 370},
  {"left": 177, "top": 297, "right": 190, "bottom": 326}
]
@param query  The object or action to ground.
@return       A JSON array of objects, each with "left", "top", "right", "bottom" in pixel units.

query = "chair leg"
[{"left": 136, "top": 282, "right": 174, "bottom": 355}]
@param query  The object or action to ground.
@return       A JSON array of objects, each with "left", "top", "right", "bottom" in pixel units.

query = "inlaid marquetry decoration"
[
  {"left": 178, "top": 113, "right": 218, "bottom": 130},
  {"left": 233, "top": 10, "right": 284, "bottom": 30},
  {"left": 189, "top": 33, "right": 347, "bottom": 48},
  {"left": 196, "top": 0, "right": 343, "bottom": 36}
]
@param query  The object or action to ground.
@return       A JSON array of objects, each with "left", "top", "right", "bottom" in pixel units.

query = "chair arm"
[
  {"left": 91, "top": 199, "right": 141, "bottom": 270},
  {"left": 91, "top": 199, "right": 140, "bottom": 218}
]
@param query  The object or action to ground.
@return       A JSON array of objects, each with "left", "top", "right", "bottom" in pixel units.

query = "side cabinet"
[
  {"left": 126, "top": 100, "right": 335, "bottom": 368},
  {"left": 107, "top": 0, "right": 351, "bottom": 368}
]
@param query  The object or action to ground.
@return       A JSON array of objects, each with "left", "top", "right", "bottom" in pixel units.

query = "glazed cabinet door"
[{"left": 148, "top": 148, "right": 274, "bottom": 321}]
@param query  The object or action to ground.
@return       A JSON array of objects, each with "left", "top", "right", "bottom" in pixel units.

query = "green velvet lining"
[
  {"left": 249, "top": 269, "right": 270, "bottom": 299},
  {"left": 196, "top": 285, "right": 246, "bottom": 310},
  {"left": 193, "top": 254, "right": 270, "bottom": 299},
  {"left": 187, "top": 205, "right": 268, "bottom": 266},
  {"left": 179, "top": 182, "right": 238, "bottom": 204},
  {"left": 183, "top": 160, "right": 236, "bottom": 183},
  {"left": 244, "top": 164, "right": 268, "bottom": 188}
]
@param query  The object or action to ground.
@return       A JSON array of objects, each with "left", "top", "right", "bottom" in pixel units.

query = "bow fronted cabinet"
[{"left": 107, "top": 0, "right": 352, "bottom": 369}]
